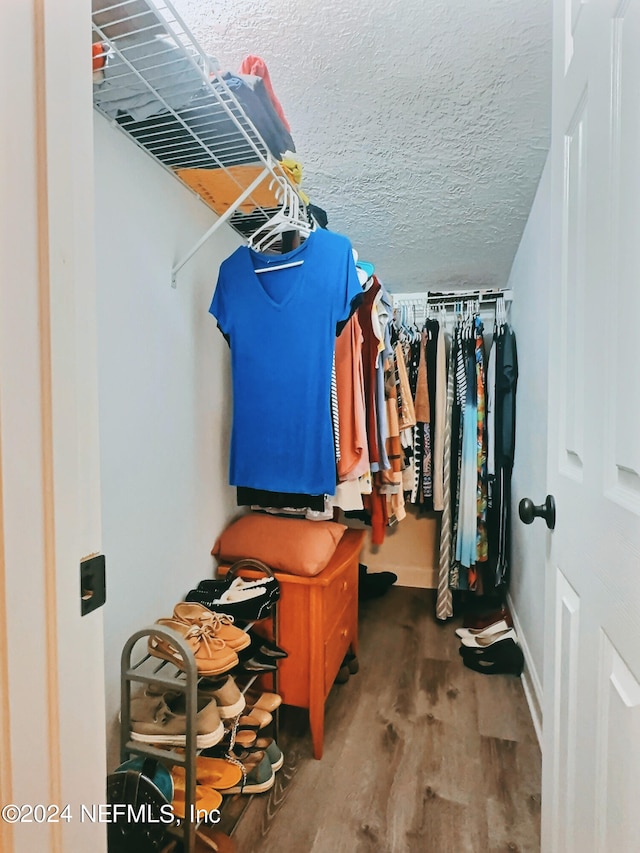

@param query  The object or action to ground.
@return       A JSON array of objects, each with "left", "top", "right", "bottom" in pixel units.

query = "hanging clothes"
[
  {"left": 335, "top": 313, "right": 369, "bottom": 481},
  {"left": 436, "top": 330, "right": 454, "bottom": 620},
  {"left": 357, "top": 279, "right": 383, "bottom": 470},
  {"left": 389, "top": 293, "right": 515, "bottom": 617},
  {"left": 487, "top": 322, "right": 518, "bottom": 587},
  {"left": 432, "top": 321, "right": 447, "bottom": 512},
  {"left": 210, "top": 229, "right": 361, "bottom": 496},
  {"left": 474, "top": 319, "right": 488, "bottom": 566}
]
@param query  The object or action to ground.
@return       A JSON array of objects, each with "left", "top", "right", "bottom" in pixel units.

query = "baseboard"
[
  {"left": 394, "top": 566, "right": 437, "bottom": 589},
  {"left": 507, "top": 593, "right": 543, "bottom": 748}
]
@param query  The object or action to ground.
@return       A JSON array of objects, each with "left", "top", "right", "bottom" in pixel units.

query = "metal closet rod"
[{"left": 393, "top": 288, "right": 513, "bottom": 306}]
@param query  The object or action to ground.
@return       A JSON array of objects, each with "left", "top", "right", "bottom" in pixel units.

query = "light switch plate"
[{"left": 80, "top": 554, "right": 106, "bottom": 616}]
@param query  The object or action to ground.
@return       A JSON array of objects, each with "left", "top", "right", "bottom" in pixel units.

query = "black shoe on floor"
[
  {"left": 358, "top": 563, "right": 398, "bottom": 600},
  {"left": 459, "top": 638, "right": 524, "bottom": 676}
]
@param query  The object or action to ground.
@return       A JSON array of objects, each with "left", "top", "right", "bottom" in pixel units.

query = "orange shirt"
[{"left": 335, "top": 314, "right": 369, "bottom": 480}]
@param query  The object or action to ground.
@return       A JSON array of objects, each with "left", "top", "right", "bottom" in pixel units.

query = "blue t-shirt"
[{"left": 210, "top": 229, "right": 362, "bottom": 495}]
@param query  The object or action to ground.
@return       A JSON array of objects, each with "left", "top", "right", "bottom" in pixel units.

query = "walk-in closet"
[{"left": 3, "top": 0, "right": 640, "bottom": 852}]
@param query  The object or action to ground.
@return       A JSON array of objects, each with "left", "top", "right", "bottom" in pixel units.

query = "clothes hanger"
[
  {"left": 494, "top": 295, "right": 506, "bottom": 332},
  {"left": 396, "top": 305, "right": 408, "bottom": 342},
  {"left": 249, "top": 177, "right": 314, "bottom": 272}
]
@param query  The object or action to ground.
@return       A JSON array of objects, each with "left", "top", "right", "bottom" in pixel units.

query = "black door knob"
[{"left": 518, "top": 495, "right": 556, "bottom": 530}]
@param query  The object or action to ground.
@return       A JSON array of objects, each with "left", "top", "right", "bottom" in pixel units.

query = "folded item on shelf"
[
  {"left": 239, "top": 54, "right": 291, "bottom": 132},
  {"left": 93, "top": 33, "right": 207, "bottom": 121},
  {"left": 175, "top": 164, "right": 283, "bottom": 216},
  {"left": 223, "top": 71, "right": 295, "bottom": 157}
]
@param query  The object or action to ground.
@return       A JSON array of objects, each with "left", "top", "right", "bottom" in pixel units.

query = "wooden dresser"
[{"left": 219, "top": 528, "right": 364, "bottom": 759}]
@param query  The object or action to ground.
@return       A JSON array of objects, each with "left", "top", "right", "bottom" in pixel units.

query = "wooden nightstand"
[{"left": 219, "top": 528, "right": 364, "bottom": 759}]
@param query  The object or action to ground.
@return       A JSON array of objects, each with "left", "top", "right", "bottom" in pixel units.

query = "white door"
[
  {"left": 0, "top": 2, "right": 107, "bottom": 851},
  {"left": 542, "top": 1, "right": 640, "bottom": 850}
]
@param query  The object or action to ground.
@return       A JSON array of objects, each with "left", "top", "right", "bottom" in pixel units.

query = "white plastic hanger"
[
  {"left": 249, "top": 176, "right": 314, "bottom": 272},
  {"left": 254, "top": 259, "right": 304, "bottom": 273}
]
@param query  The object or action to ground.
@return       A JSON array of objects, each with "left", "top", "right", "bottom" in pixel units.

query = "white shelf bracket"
[{"left": 171, "top": 167, "right": 271, "bottom": 287}]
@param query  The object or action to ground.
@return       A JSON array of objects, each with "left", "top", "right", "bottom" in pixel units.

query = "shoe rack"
[
  {"left": 118, "top": 576, "right": 281, "bottom": 853},
  {"left": 120, "top": 624, "right": 201, "bottom": 853}
]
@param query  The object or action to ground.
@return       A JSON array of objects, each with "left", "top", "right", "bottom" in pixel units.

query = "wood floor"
[{"left": 227, "top": 587, "right": 541, "bottom": 853}]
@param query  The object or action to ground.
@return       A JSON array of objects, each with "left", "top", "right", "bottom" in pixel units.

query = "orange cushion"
[{"left": 212, "top": 514, "right": 347, "bottom": 577}]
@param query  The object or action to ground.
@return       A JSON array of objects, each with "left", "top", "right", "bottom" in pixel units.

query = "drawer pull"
[
  {"left": 342, "top": 581, "right": 348, "bottom": 592},
  {"left": 341, "top": 628, "right": 348, "bottom": 638}
]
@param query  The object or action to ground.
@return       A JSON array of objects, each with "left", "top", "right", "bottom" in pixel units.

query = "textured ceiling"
[{"left": 172, "top": 0, "right": 552, "bottom": 292}]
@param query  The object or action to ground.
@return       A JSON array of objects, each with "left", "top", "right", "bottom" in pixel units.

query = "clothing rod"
[{"left": 392, "top": 288, "right": 513, "bottom": 305}]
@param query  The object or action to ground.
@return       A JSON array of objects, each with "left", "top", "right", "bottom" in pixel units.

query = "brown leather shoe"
[{"left": 462, "top": 606, "right": 513, "bottom": 630}]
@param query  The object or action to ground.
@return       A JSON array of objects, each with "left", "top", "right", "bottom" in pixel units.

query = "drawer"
[
  {"left": 322, "top": 566, "right": 357, "bottom": 635},
  {"left": 323, "top": 605, "right": 353, "bottom": 696}
]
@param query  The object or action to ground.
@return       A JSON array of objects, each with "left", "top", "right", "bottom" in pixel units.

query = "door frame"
[{"left": 0, "top": 2, "right": 107, "bottom": 850}]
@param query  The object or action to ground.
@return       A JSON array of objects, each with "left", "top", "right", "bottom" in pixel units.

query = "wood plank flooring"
[{"left": 228, "top": 587, "right": 541, "bottom": 853}]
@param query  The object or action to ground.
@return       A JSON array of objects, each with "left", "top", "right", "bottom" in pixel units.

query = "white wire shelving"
[
  {"left": 91, "top": 0, "right": 304, "bottom": 283},
  {"left": 391, "top": 289, "right": 513, "bottom": 327}
]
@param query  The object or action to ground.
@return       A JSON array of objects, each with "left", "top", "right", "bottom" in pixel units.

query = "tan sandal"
[
  {"left": 171, "top": 757, "right": 242, "bottom": 791},
  {"left": 243, "top": 690, "right": 282, "bottom": 713},
  {"left": 239, "top": 707, "right": 272, "bottom": 728},
  {"left": 171, "top": 781, "right": 222, "bottom": 819},
  {"left": 233, "top": 728, "right": 257, "bottom": 748}
]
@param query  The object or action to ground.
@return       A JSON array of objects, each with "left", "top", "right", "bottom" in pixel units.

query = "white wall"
[
  {"left": 93, "top": 115, "right": 241, "bottom": 766},
  {"left": 507, "top": 155, "right": 551, "bottom": 739}
]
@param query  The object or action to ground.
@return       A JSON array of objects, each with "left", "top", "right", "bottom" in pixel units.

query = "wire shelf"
[{"left": 92, "top": 0, "right": 300, "bottom": 250}]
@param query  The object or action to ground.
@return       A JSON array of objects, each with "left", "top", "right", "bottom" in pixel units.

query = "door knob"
[{"left": 518, "top": 495, "right": 556, "bottom": 530}]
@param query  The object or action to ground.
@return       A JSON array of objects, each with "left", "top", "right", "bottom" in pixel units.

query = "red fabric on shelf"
[{"left": 239, "top": 54, "right": 291, "bottom": 133}]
